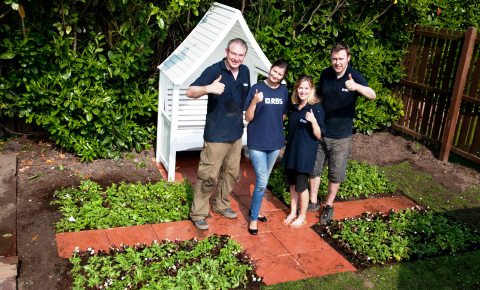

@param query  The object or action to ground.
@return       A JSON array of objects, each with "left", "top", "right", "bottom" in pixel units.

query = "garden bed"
[
  {"left": 312, "top": 206, "right": 480, "bottom": 270},
  {"left": 3, "top": 131, "right": 480, "bottom": 289}
]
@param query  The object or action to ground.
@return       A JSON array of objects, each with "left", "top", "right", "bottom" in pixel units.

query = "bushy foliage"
[
  {"left": 268, "top": 160, "right": 396, "bottom": 204},
  {"left": 320, "top": 160, "right": 397, "bottom": 199},
  {"left": 1, "top": 0, "right": 479, "bottom": 160},
  {"left": 244, "top": 0, "right": 479, "bottom": 134},
  {"left": 328, "top": 207, "right": 480, "bottom": 265},
  {"left": 268, "top": 164, "right": 291, "bottom": 205},
  {"left": 0, "top": 0, "right": 209, "bottom": 160},
  {"left": 70, "top": 235, "right": 259, "bottom": 289},
  {"left": 53, "top": 179, "right": 193, "bottom": 232}
]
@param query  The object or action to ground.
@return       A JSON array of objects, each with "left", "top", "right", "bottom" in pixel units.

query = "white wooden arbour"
[{"left": 156, "top": 2, "right": 272, "bottom": 181}]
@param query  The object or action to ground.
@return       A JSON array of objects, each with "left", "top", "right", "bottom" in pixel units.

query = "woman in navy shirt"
[
  {"left": 282, "top": 75, "right": 325, "bottom": 228},
  {"left": 245, "top": 59, "right": 290, "bottom": 235}
]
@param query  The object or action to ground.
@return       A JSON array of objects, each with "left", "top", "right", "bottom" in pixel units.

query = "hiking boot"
[
  {"left": 192, "top": 219, "right": 209, "bottom": 230},
  {"left": 320, "top": 205, "right": 334, "bottom": 225},
  {"left": 307, "top": 201, "right": 320, "bottom": 212},
  {"left": 213, "top": 208, "right": 238, "bottom": 219}
]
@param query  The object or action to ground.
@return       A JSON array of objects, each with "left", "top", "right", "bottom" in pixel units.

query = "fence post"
[{"left": 439, "top": 27, "right": 477, "bottom": 162}]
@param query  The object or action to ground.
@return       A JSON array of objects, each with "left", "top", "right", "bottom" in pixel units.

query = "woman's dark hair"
[
  {"left": 271, "top": 59, "right": 288, "bottom": 74},
  {"left": 269, "top": 58, "right": 288, "bottom": 83}
]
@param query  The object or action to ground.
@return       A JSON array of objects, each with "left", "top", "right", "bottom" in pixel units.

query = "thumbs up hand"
[
  {"left": 253, "top": 89, "right": 264, "bottom": 104},
  {"left": 206, "top": 75, "right": 225, "bottom": 95},
  {"left": 305, "top": 108, "right": 316, "bottom": 123},
  {"left": 345, "top": 73, "right": 358, "bottom": 92}
]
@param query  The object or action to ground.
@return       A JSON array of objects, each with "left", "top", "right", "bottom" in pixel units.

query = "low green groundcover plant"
[
  {"left": 70, "top": 235, "right": 261, "bottom": 290},
  {"left": 53, "top": 179, "right": 192, "bottom": 232},
  {"left": 323, "top": 207, "right": 480, "bottom": 266},
  {"left": 268, "top": 160, "right": 396, "bottom": 205}
]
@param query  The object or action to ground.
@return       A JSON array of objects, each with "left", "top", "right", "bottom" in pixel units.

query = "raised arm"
[
  {"left": 345, "top": 73, "right": 376, "bottom": 100},
  {"left": 245, "top": 89, "right": 263, "bottom": 122},
  {"left": 186, "top": 75, "right": 225, "bottom": 99},
  {"left": 305, "top": 109, "right": 321, "bottom": 140}
]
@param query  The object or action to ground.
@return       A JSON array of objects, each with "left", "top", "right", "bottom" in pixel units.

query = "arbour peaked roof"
[
  {"left": 158, "top": 2, "right": 272, "bottom": 85},
  {"left": 155, "top": 2, "right": 273, "bottom": 181}
]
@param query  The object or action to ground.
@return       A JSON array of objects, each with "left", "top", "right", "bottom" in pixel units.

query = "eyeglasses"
[{"left": 227, "top": 49, "right": 245, "bottom": 59}]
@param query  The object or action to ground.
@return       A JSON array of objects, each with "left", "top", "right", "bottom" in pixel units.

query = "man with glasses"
[
  {"left": 187, "top": 38, "right": 251, "bottom": 230},
  {"left": 308, "top": 42, "right": 376, "bottom": 225}
]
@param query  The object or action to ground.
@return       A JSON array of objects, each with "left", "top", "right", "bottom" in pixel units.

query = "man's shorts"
[
  {"left": 311, "top": 137, "right": 352, "bottom": 184},
  {"left": 284, "top": 169, "right": 309, "bottom": 193}
]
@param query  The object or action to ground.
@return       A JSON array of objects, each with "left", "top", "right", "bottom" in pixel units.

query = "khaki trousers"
[{"left": 190, "top": 139, "right": 242, "bottom": 221}]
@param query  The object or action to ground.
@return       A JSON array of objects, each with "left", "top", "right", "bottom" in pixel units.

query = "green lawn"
[{"left": 264, "top": 249, "right": 480, "bottom": 289}]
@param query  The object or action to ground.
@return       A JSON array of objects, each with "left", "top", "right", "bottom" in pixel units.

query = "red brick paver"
[{"left": 55, "top": 152, "right": 417, "bottom": 285}]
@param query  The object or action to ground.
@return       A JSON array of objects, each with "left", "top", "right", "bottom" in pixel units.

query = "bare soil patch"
[
  {"left": 3, "top": 130, "right": 479, "bottom": 289},
  {"left": 4, "top": 137, "right": 161, "bottom": 290}
]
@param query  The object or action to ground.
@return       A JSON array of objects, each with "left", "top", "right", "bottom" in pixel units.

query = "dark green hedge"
[{"left": 1, "top": 0, "right": 478, "bottom": 159}]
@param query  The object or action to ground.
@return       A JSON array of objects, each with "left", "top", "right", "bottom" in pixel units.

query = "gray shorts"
[{"left": 311, "top": 137, "right": 352, "bottom": 183}]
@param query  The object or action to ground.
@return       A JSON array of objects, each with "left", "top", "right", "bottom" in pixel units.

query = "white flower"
[{"left": 68, "top": 216, "right": 76, "bottom": 222}]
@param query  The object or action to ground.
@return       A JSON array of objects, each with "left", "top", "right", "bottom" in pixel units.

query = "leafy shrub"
[
  {"left": 244, "top": 1, "right": 407, "bottom": 134},
  {"left": 268, "top": 160, "right": 396, "bottom": 204},
  {"left": 268, "top": 164, "right": 290, "bottom": 205},
  {"left": 53, "top": 179, "right": 193, "bottom": 232},
  {"left": 320, "top": 160, "right": 397, "bottom": 199},
  {"left": 3, "top": 0, "right": 479, "bottom": 160},
  {"left": 14, "top": 32, "right": 157, "bottom": 161},
  {"left": 0, "top": 0, "right": 206, "bottom": 160},
  {"left": 327, "top": 207, "right": 480, "bottom": 265},
  {"left": 70, "top": 235, "right": 260, "bottom": 289},
  {"left": 244, "top": 0, "right": 480, "bottom": 135}
]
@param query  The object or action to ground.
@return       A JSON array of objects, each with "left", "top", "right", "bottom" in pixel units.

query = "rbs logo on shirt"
[{"left": 264, "top": 98, "right": 283, "bottom": 105}]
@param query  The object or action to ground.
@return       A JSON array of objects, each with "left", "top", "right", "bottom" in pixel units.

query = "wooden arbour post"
[{"left": 439, "top": 27, "right": 478, "bottom": 162}]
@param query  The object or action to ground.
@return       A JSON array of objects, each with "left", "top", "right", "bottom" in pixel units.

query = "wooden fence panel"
[
  {"left": 420, "top": 34, "right": 443, "bottom": 136},
  {"left": 449, "top": 37, "right": 480, "bottom": 162},
  {"left": 395, "top": 25, "right": 480, "bottom": 165},
  {"left": 395, "top": 26, "right": 464, "bottom": 142}
]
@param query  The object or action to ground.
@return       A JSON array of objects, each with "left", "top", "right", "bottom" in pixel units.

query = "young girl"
[
  {"left": 281, "top": 75, "right": 325, "bottom": 228},
  {"left": 245, "top": 59, "right": 290, "bottom": 235}
]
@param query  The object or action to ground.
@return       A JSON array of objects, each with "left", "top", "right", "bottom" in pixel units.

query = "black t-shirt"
[
  {"left": 245, "top": 81, "right": 290, "bottom": 150},
  {"left": 282, "top": 102, "right": 325, "bottom": 174},
  {"left": 317, "top": 65, "right": 368, "bottom": 139},
  {"left": 191, "top": 59, "right": 251, "bottom": 142}
]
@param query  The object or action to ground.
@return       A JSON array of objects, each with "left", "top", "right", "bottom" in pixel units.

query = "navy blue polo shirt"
[
  {"left": 191, "top": 59, "right": 251, "bottom": 142},
  {"left": 282, "top": 103, "right": 325, "bottom": 174},
  {"left": 245, "top": 81, "right": 289, "bottom": 151},
  {"left": 318, "top": 65, "right": 368, "bottom": 139}
]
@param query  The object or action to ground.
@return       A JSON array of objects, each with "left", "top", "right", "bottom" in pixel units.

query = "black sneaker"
[
  {"left": 320, "top": 205, "right": 334, "bottom": 225},
  {"left": 307, "top": 201, "right": 320, "bottom": 212},
  {"left": 192, "top": 219, "right": 209, "bottom": 230}
]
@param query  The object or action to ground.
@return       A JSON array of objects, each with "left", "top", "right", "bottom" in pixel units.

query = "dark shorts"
[
  {"left": 284, "top": 169, "right": 309, "bottom": 193},
  {"left": 311, "top": 137, "right": 351, "bottom": 183}
]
